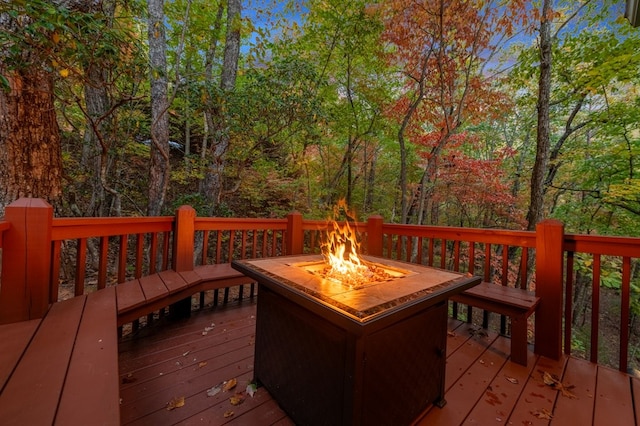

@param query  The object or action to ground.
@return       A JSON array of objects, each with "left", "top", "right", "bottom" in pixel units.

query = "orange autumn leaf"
[{"left": 166, "top": 396, "right": 185, "bottom": 410}]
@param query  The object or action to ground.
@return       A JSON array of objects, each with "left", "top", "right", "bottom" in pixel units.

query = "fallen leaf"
[
  {"left": 166, "top": 396, "right": 185, "bottom": 410},
  {"left": 246, "top": 382, "right": 258, "bottom": 397},
  {"left": 198, "top": 361, "right": 207, "bottom": 368},
  {"left": 540, "top": 371, "right": 577, "bottom": 399},
  {"left": 223, "top": 378, "right": 237, "bottom": 392},
  {"left": 230, "top": 392, "right": 245, "bottom": 406},
  {"left": 447, "top": 331, "right": 456, "bottom": 337},
  {"left": 224, "top": 410, "right": 234, "bottom": 418},
  {"left": 505, "top": 376, "right": 519, "bottom": 384},
  {"left": 531, "top": 408, "right": 553, "bottom": 419},
  {"left": 207, "top": 385, "right": 222, "bottom": 397},
  {"left": 182, "top": 350, "right": 190, "bottom": 356},
  {"left": 542, "top": 371, "right": 559, "bottom": 386}
]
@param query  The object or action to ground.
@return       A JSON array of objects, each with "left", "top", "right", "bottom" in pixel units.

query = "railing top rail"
[
  {"left": 564, "top": 233, "right": 640, "bottom": 257},
  {"left": 301, "top": 219, "right": 367, "bottom": 231},
  {"left": 52, "top": 216, "right": 175, "bottom": 240},
  {"left": 381, "top": 223, "right": 536, "bottom": 247},
  {"left": 195, "top": 217, "right": 288, "bottom": 231}
]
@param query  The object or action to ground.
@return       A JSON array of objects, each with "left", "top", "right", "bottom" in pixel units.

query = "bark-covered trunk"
[
  {"left": 0, "top": 67, "right": 63, "bottom": 216},
  {"left": 82, "top": 0, "right": 117, "bottom": 217},
  {"left": 526, "top": 0, "right": 553, "bottom": 231},
  {"left": 201, "top": 0, "right": 241, "bottom": 214},
  {"left": 147, "top": 0, "right": 170, "bottom": 216}
]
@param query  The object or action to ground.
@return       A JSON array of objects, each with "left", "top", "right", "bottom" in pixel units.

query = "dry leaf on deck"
[
  {"left": 206, "top": 384, "right": 222, "bottom": 397},
  {"left": 166, "top": 396, "right": 185, "bottom": 410},
  {"left": 505, "top": 376, "right": 519, "bottom": 384},
  {"left": 532, "top": 408, "right": 553, "bottom": 419},
  {"left": 223, "top": 378, "right": 237, "bottom": 392},
  {"left": 541, "top": 371, "right": 577, "bottom": 399},
  {"left": 224, "top": 410, "right": 234, "bottom": 418},
  {"left": 230, "top": 392, "right": 245, "bottom": 406},
  {"left": 198, "top": 361, "right": 207, "bottom": 368}
]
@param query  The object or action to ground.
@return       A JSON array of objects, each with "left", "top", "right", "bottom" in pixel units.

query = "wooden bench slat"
[
  {"left": 0, "top": 296, "right": 85, "bottom": 424},
  {"left": 193, "top": 263, "right": 246, "bottom": 281},
  {"left": 138, "top": 273, "right": 170, "bottom": 303},
  {"left": 157, "top": 269, "right": 190, "bottom": 294},
  {"left": 116, "top": 279, "right": 146, "bottom": 313},
  {"left": 56, "top": 287, "right": 119, "bottom": 425},
  {"left": 460, "top": 283, "right": 539, "bottom": 310},
  {"left": 0, "top": 319, "right": 40, "bottom": 390}
]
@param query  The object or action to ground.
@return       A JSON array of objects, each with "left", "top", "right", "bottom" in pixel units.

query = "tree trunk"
[
  {"left": 0, "top": 67, "right": 63, "bottom": 216},
  {"left": 147, "top": 0, "right": 170, "bottom": 216},
  {"left": 526, "top": 0, "right": 553, "bottom": 231},
  {"left": 201, "top": 0, "right": 241, "bottom": 214}
]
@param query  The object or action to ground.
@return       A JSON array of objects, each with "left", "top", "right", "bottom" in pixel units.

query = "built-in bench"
[
  {"left": 116, "top": 263, "right": 255, "bottom": 326},
  {"left": 0, "top": 264, "right": 254, "bottom": 425},
  {"left": 0, "top": 287, "right": 120, "bottom": 425},
  {"left": 450, "top": 282, "right": 540, "bottom": 366}
]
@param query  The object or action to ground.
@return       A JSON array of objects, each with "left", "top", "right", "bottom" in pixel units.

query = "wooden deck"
[{"left": 119, "top": 300, "right": 639, "bottom": 425}]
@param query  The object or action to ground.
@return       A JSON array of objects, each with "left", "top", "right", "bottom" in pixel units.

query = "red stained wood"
[
  {"left": 0, "top": 296, "right": 85, "bottom": 424},
  {"left": 461, "top": 348, "right": 538, "bottom": 425},
  {"left": 138, "top": 273, "right": 170, "bottom": 303},
  {"left": 418, "top": 336, "right": 510, "bottom": 425},
  {"left": 116, "top": 301, "right": 640, "bottom": 426},
  {"left": 158, "top": 269, "right": 190, "bottom": 293},
  {"left": 451, "top": 283, "right": 539, "bottom": 365},
  {"left": 56, "top": 287, "right": 119, "bottom": 425},
  {"left": 116, "top": 279, "right": 146, "bottom": 312},
  {"left": 593, "top": 365, "right": 634, "bottom": 425},
  {"left": 0, "top": 319, "right": 40, "bottom": 388},
  {"left": 0, "top": 198, "right": 53, "bottom": 322},
  {"left": 552, "top": 357, "right": 597, "bottom": 425},
  {"left": 508, "top": 355, "right": 567, "bottom": 425}
]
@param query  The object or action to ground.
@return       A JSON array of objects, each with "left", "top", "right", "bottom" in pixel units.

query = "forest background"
[
  {"left": 1, "top": 0, "right": 639, "bottom": 234},
  {"left": 2, "top": 0, "right": 640, "bottom": 368}
]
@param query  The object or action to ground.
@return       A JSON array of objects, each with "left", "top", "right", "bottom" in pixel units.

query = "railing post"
[
  {"left": 0, "top": 198, "right": 53, "bottom": 324},
  {"left": 286, "top": 211, "right": 303, "bottom": 255},
  {"left": 172, "top": 205, "right": 196, "bottom": 272},
  {"left": 366, "top": 215, "right": 384, "bottom": 257},
  {"left": 534, "top": 219, "right": 564, "bottom": 359}
]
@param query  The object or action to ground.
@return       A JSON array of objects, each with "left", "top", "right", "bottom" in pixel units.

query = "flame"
[{"left": 321, "top": 200, "right": 372, "bottom": 286}]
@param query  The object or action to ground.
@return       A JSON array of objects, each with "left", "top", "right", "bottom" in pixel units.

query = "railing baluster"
[
  {"left": 118, "top": 235, "right": 128, "bottom": 284},
  {"left": 216, "top": 231, "right": 222, "bottom": 264},
  {"left": 50, "top": 240, "right": 62, "bottom": 302},
  {"left": 135, "top": 233, "right": 143, "bottom": 279},
  {"left": 564, "top": 251, "right": 575, "bottom": 355},
  {"left": 75, "top": 238, "right": 87, "bottom": 296},
  {"left": 98, "top": 237, "right": 108, "bottom": 289},
  {"left": 149, "top": 233, "right": 158, "bottom": 274},
  {"left": 591, "top": 254, "right": 601, "bottom": 364},
  {"left": 620, "top": 256, "right": 631, "bottom": 372},
  {"left": 201, "top": 230, "right": 209, "bottom": 265}
]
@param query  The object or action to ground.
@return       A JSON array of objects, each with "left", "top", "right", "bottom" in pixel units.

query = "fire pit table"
[{"left": 232, "top": 254, "right": 480, "bottom": 426}]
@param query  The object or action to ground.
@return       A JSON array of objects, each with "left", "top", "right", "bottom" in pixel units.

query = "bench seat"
[
  {"left": 450, "top": 282, "right": 540, "bottom": 366},
  {"left": 0, "top": 287, "right": 119, "bottom": 426},
  {"left": 116, "top": 263, "right": 254, "bottom": 325}
]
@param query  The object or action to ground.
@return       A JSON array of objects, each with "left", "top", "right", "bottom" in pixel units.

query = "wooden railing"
[
  {"left": 50, "top": 216, "right": 174, "bottom": 300},
  {"left": 1, "top": 199, "right": 640, "bottom": 373}
]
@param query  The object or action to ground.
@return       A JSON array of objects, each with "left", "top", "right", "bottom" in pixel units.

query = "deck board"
[
  {"left": 0, "top": 296, "right": 85, "bottom": 425},
  {"left": 118, "top": 300, "right": 640, "bottom": 426}
]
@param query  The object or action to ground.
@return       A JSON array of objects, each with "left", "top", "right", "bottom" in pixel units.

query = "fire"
[{"left": 321, "top": 200, "right": 391, "bottom": 288}]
